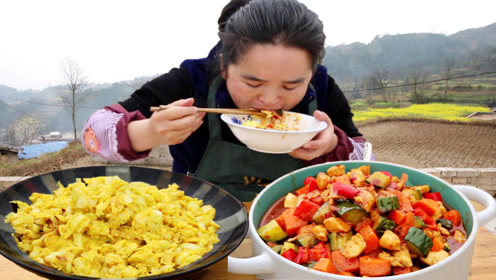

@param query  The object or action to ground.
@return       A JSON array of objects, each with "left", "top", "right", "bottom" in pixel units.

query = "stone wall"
[
  {"left": 1, "top": 167, "right": 495, "bottom": 196},
  {"left": 420, "top": 167, "right": 496, "bottom": 197}
]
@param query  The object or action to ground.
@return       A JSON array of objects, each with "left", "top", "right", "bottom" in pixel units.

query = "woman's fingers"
[{"left": 289, "top": 110, "right": 337, "bottom": 160}]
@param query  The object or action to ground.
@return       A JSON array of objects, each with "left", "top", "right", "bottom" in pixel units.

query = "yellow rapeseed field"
[{"left": 352, "top": 103, "right": 491, "bottom": 122}]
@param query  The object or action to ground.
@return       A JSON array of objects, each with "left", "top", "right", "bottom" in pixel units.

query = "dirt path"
[{"left": 357, "top": 121, "right": 496, "bottom": 169}]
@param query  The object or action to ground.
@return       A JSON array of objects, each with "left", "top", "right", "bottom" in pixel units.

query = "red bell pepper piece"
[
  {"left": 310, "top": 241, "right": 331, "bottom": 262},
  {"left": 380, "top": 171, "right": 393, "bottom": 179},
  {"left": 413, "top": 207, "right": 437, "bottom": 228},
  {"left": 309, "top": 194, "right": 324, "bottom": 206},
  {"left": 296, "top": 185, "right": 309, "bottom": 196},
  {"left": 423, "top": 192, "right": 443, "bottom": 202},
  {"left": 306, "top": 189, "right": 324, "bottom": 206},
  {"left": 294, "top": 200, "right": 321, "bottom": 222},
  {"left": 333, "top": 182, "right": 360, "bottom": 199},
  {"left": 295, "top": 246, "right": 311, "bottom": 264},
  {"left": 386, "top": 181, "right": 400, "bottom": 191},
  {"left": 281, "top": 248, "right": 297, "bottom": 262},
  {"left": 304, "top": 176, "right": 318, "bottom": 192}
]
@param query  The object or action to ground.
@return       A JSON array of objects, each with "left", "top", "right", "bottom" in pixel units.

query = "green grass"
[{"left": 352, "top": 103, "right": 492, "bottom": 123}]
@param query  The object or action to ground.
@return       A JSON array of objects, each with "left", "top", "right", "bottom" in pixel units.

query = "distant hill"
[
  {"left": 1, "top": 23, "right": 495, "bottom": 140},
  {"left": 322, "top": 22, "right": 496, "bottom": 83}
]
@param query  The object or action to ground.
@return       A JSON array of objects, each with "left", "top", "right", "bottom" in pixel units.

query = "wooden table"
[{"left": 1, "top": 203, "right": 495, "bottom": 280}]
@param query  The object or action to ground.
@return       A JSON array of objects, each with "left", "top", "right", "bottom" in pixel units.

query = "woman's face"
[{"left": 222, "top": 44, "right": 313, "bottom": 111}]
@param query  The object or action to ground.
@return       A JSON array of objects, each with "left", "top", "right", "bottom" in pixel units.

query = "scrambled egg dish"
[
  {"left": 242, "top": 110, "right": 302, "bottom": 131},
  {"left": 5, "top": 176, "right": 220, "bottom": 278}
]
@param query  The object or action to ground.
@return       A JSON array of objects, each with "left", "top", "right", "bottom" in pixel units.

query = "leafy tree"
[{"left": 57, "top": 57, "right": 88, "bottom": 140}]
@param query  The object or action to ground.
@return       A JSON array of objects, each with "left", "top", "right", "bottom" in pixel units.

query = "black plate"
[{"left": 0, "top": 166, "right": 248, "bottom": 280}]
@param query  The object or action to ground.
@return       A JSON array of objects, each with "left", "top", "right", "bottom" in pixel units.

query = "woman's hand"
[
  {"left": 289, "top": 110, "right": 338, "bottom": 161},
  {"left": 127, "top": 98, "right": 206, "bottom": 152}
]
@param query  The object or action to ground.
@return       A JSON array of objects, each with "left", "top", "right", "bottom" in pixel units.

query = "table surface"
[{"left": 1, "top": 203, "right": 495, "bottom": 280}]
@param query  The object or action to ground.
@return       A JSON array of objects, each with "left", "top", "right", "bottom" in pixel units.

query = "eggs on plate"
[{"left": 5, "top": 176, "right": 220, "bottom": 278}]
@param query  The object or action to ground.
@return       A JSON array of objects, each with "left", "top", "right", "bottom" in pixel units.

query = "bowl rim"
[
  {"left": 248, "top": 160, "right": 479, "bottom": 279},
  {"left": 220, "top": 112, "right": 328, "bottom": 134},
  {"left": 0, "top": 165, "right": 249, "bottom": 280}
]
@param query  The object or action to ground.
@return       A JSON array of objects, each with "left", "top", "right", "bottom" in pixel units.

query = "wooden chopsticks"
[{"left": 150, "top": 105, "right": 266, "bottom": 116}]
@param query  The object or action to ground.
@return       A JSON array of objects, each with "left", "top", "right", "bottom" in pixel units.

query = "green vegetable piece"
[
  {"left": 329, "top": 231, "right": 353, "bottom": 251},
  {"left": 366, "top": 171, "right": 391, "bottom": 188},
  {"left": 374, "top": 216, "right": 396, "bottom": 234},
  {"left": 405, "top": 227, "right": 433, "bottom": 257},
  {"left": 336, "top": 202, "right": 369, "bottom": 225},
  {"left": 296, "top": 232, "right": 318, "bottom": 247},
  {"left": 437, "top": 218, "right": 453, "bottom": 229},
  {"left": 376, "top": 196, "right": 400, "bottom": 213},
  {"left": 257, "top": 219, "right": 288, "bottom": 242},
  {"left": 443, "top": 244, "right": 452, "bottom": 252},
  {"left": 271, "top": 244, "right": 284, "bottom": 254},
  {"left": 312, "top": 202, "right": 332, "bottom": 224},
  {"left": 280, "top": 242, "right": 297, "bottom": 255},
  {"left": 414, "top": 215, "right": 426, "bottom": 229}
]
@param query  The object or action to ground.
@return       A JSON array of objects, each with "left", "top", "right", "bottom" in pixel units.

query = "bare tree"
[
  {"left": 444, "top": 57, "right": 455, "bottom": 102},
  {"left": 368, "top": 68, "right": 389, "bottom": 102},
  {"left": 407, "top": 64, "right": 430, "bottom": 103},
  {"left": 58, "top": 57, "right": 88, "bottom": 140},
  {"left": 7, "top": 114, "right": 41, "bottom": 146}
]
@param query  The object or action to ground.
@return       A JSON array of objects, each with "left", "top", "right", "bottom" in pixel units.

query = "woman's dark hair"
[
  {"left": 219, "top": 0, "right": 325, "bottom": 72},
  {"left": 217, "top": 0, "right": 252, "bottom": 32}
]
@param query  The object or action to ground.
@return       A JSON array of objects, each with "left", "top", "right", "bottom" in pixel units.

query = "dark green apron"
[{"left": 192, "top": 76, "right": 317, "bottom": 202}]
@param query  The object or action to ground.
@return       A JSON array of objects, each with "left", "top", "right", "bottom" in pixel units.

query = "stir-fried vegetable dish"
[{"left": 257, "top": 165, "right": 466, "bottom": 277}]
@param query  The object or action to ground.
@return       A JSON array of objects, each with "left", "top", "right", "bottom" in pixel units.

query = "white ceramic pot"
[{"left": 228, "top": 161, "right": 496, "bottom": 279}]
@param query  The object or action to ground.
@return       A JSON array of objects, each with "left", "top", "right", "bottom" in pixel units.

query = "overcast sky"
[{"left": 1, "top": 0, "right": 494, "bottom": 91}]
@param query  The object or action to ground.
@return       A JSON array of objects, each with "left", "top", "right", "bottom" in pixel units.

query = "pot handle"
[
  {"left": 228, "top": 251, "right": 273, "bottom": 275},
  {"left": 452, "top": 185, "right": 496, "bottom": 227}
]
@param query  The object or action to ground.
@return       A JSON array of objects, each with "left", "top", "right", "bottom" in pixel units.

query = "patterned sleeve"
[
  {"left": 349, "top": 136, "right": 375, "bottom": 161},
  {"left": 80, "top": 104, "right": 151, "bottom": 162}
]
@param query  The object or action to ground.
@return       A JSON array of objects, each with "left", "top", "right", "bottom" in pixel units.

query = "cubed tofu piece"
[
  {"left": 327, "top": 165, "right": 345, "bottom": 177},
  {"left": 355, "top": 165, "right": 370, "bottom": 176},
  {"left": 348, "top": 170, "right": 367, "bottom": 187},
  {"left": 378, "top": 244, "right": 413, "bottom": 268},
  {"left": 420, "top": 250, "right": 449, "bottom": 266},
  {"left": 284, "top": 193, "right": 298, "bottom": 209},
  {"left": 379, "top": 230, "right": 401, "bottom": 251},
  {"left": 366, "top": 171, "right": 391, "bottom": 189},
  {"left": 431, "top": 203, "right": 447, "bottom": 221},
  {"left": 323, "top": 217, "right": 352, "bottom": 233},
  {"left": 340, "top": 233, "right": 366, "bottom": 258},
  {"left": 414, "top": 185, "right": 430, "bottom": 194},
  {"left": 354, "top": 190, "right": 376, "bottom": 212},
  {"left": 311, "top": 225, "right": 328, "bottom": 242},
  {"left": 453, "top": 230, "right": 466, "bottom": 243},
  {"left": 316, "top": 172, "right": 331, "bottom": 190}
]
